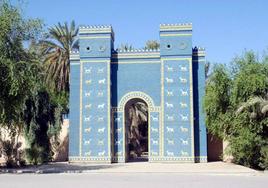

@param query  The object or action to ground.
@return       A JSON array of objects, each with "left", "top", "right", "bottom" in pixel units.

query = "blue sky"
[{"left": 21, "top": 0, "right": 268, "bottom": 64}]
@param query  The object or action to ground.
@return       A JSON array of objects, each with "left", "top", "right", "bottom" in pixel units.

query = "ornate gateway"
[{"left": 69, "top": 23, "right": 207, "bottom": 163}]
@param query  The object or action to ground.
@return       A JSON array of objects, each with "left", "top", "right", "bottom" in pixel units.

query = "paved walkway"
[
  {"left": 2, "top": 172, "right": 268, "bottom": 188},
  {"left": 0, "top": 162, "right": 264, "bottom": 175}
]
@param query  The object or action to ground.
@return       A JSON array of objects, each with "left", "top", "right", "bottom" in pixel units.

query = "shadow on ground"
[{"left": 0, "top": 162, "right": 119, "bottom": 174}]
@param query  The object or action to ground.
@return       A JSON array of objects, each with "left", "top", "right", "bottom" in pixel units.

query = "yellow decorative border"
[
  {"left": 112, "top": 56, "right": 160, "bottom": 59},
  {"left": 69, "top": 156, "right": 111, "bottom": 163},
  {"left": 107, "top": 60, "right": 111, "bottom": 158},
  {"left": 69, "top": 156, "right": 205, "bottom": 163},
  {"left": 80, "top": 60, "right": 110, "bottom": 63},
  {"left": 111, "top": 61, "right": 160, "bottom": 64},
  {"left": 160, "top": 33, "right": 192, "bottom": 37},
  {"left": 70, "top": 56, "right": 80, "bottom": 60},
  {"left": 192, "top": 59, "right": 205, "bottom": 62},
  {"left": 189, "top": 58, "right": 195, "bottom": 158},
  {"left": 161, "top": 58, "right": 164, "bottom": 157},
  {"left": 117, "top": 91, "right": 156, "bottom": 112},
  {"left": 149, "top": 157, "right": 195, "bottom": 163},
  {"left": 160, "top": 27, "right": 192, "bottom": 31},
  {"left": 160, "top": 28, "right": 192, "bottom": 31},
  {"left": 193, "top": 53, "right": 205, "bottom": 57},
  {"left": 70, "top": 62, "right": 80, "bottom": 65},
  {"left": 79, "top": 30, "right": 112, "bottom": 34},
  {"left": 112, "top": 52, "right": 159, "bottom": 56},
  {"left": 79, "top": 61, "right": 83, "bottom": 156},
  {"left": 79, "top": 36, "right": 111, "bottom": 39}
]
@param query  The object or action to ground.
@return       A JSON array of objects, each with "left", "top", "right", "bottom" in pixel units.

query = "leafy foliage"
[
  {"left": 126, "top": 100, "right": 148, "bottom": 159},
  {"left": 118, "top": 43, "right": 135, "bottom": 51},
  {"left": 0, "top": 0, "right": 64, "bottom": 166},
  {"left": 204, "top": 51, "right": 268, "bottom": 169},
  {"left": 144, "top": 40, "right": 159, "bottom": 50},
  {"left": 260, "top": 146, "right": 268, "bottom": 170},
  {"left": 0, "top": 136, "right": 25, "bottom": 167},
  {"left": 204, "top": 64, "right": 232, "bottom": 137},
  {"left": 23, "top": 89, "right": 62, "bottom": 164},
  {"left": 39, "top": 21, "right": 78, "bottom": 93},
  {"left": 0, "top": 0, "right": 42, "bottom": 129}
]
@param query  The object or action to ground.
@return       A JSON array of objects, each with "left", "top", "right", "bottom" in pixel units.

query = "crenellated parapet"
[
  {"left": 193, "top": 46, "right": 206, "bottom": 57},
  {"left": 160, "top": 23, "right": 192, "bottom": 32},
  {"left": 78, "top": 25, "right": 114, "bottom": 58},
  {"left": 111, "top": 49, "right": 160, "bottom": 61},
  {"left": 115, "top": 48, "right": 160, "bottom": 53},
  {"left": 160, "top": 23, "right": 192, "bottom": 56},
  {"left": 70, "top": 50, "right": 80, "bottom": 61},
  {"left": 79, "top": 25, "right": 114, "bottom": 41}
]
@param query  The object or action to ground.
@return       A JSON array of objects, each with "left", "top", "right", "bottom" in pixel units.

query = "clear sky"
[{"left": 20, "top": 0, "right": 268, "bottom": 64}]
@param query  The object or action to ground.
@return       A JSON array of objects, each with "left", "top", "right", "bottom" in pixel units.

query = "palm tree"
[
  {"left": 39, "top": 21, "right": 78, "bottom": 92},
  {"left": 118, "top": 43, "right": 134, "bottom": 51},
  {"left": 236, "top": 95, "right": 268, "bottom": 119}
]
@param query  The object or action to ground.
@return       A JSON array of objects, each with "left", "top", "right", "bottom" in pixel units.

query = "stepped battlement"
[
  {"left": 115, "top": 48, "right": 160, "bottom": 53},
  {"left": 193, "top": 46, "right": 206, "bottom": 56},
  {"left": 79, "top": 25, "right": 114, "bottom": 40},
  {"left": 70, "top": 50, "right": 79, "bottom": 54},
  {"left": 160, "top": 23, "right": 192, "bottom": 31},
  {"left": 79, "top": 25, "right": 112, "bottom": 29}
]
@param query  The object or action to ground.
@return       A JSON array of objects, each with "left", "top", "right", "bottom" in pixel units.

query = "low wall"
[{"left": 0, "top": 119, "right": 69, "bottom": 166}]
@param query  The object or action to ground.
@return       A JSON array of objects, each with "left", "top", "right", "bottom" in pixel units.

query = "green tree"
[
  {"left": 204, "top": 51, "right": 268, "bottom": 169},
  {"left": 39, "top": 21, "right": 78, "bottom": 93},
  {"left": 118, "top": 43, "right": 134, "bottom": 51},
  {"left": 0, "top": 0, "right": 42, "bottom": 135},
  {"left": 23, "top": 89, "right": 62, "bottom": 164},
  {"left": 0, "top": 0, "right": 43, "bottom": 166},
  {"left": 204, "top": 64, "right": 232, "bottom": 137},
  {"left": 236, "top": 96, "right": 268, "bottom": 119},
  {"left": 0, "top": 1, "right": 63, "bottom": 166},
  {"left": 144, "top": 40, "right": 160, "bottom": 50}
]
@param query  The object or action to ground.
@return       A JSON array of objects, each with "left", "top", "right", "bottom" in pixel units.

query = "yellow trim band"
[
  {"left": 160, "top": 33, "right": 192, "bottom": 37},
  {"left": 80, "top": 36, "right": 111, "bottom": 39}
]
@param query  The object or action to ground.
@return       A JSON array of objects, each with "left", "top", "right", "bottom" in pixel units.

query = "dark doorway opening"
[{"left": 125, "top": 98, "right": 148, "bottom": 162}]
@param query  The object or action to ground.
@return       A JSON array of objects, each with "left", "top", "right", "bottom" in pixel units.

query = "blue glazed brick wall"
[
  {"left": 69, "top": 61, "right": 80, "bottom": 157},
  {"left": 149, "top": 111, "right": 161, "bottom": 158},
  {"left": 69, "top": 24, "right": 208, "bottom": 163},
  {"left": 112, "top": 111, "right": 124, "bottom": 162},
  {"left": 162, "top": 59, "right": 193, "bottom": 158},
  {"left": 81, "top": 62, "right": 109, "bottom": 157},
  {"left": 111, "top": 62, "right": 161, "bottom": 107},
  {"left": 193, "top": 49, "right": 207, "bottom": 162},
  {"left": 160, "top": 35, "right": 192, "bottom": 56},
  {"left": 79, "top": 37, "right": 112, "bottom": 58}
]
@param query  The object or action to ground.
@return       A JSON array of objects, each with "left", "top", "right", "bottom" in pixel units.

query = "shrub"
[
  {"left": 204, "top": 51, "right": 268, "bottom": 170},
  {"left": 260, "top": 145, "right": 268, "bottom": 170}
]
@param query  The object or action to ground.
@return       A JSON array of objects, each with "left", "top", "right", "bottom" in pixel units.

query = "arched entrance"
[
  {"left": 124, "top": 98, "right": 148, "bottom": 161},
  {"left": 116, "top": 91, "right": 158, "bottom": 163}
]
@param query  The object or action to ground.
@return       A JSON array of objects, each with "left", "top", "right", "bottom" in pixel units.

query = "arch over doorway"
[
  {"left": 117, "top": 91, "right": 157, "bottom": 162},
  {"left": 118, "top": 91, "right": 156, "bottom": 112}
]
